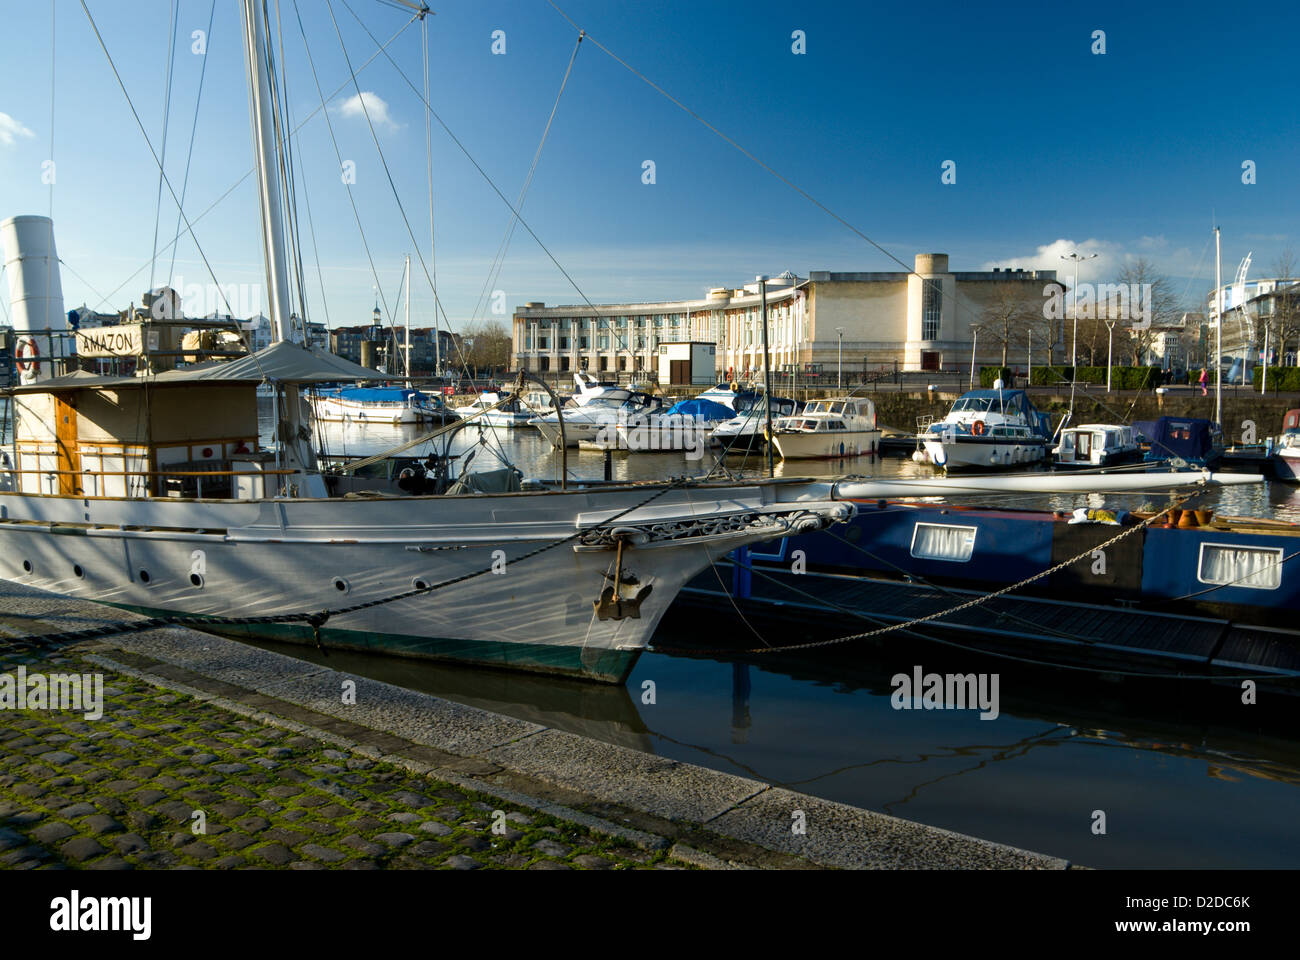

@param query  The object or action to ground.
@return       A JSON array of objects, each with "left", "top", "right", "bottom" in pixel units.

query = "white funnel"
[{"left": 2, "top": 214, "right": 67, "bottom": 384}]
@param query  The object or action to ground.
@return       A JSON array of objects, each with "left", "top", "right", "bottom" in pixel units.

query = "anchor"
[{"left": 592, "top": 537, "right": 653, "bottom": 620}]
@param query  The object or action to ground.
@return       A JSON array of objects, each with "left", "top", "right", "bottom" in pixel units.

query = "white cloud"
[
  {"left": 0, "top": 111, "right": 36, "bottom": 148},
  {"left": 334, "top": 91, "right": 399, "bottom": 131},
  {"left": 982, "top": 238, "right": 1121, "bottom": 287}
]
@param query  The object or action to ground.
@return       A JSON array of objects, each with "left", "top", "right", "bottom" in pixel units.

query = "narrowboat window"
[
  {"left": 1197, "top": 543, "right": 1283, "bottom": 590},
  {"left": 910, "top": 522, "right": 977, "bottom": 562}
]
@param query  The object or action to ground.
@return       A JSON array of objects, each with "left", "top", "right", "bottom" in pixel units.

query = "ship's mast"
[
  {"left": 240, "top": 0, "right": 294, "bottom": 345},
  {"left": 240, "top": 0, "right": 319, "bottom": 488}
]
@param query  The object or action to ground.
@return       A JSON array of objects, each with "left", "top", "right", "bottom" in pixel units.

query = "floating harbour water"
[{"left": 221, "top": 414, "right": 1300, "bottom": 868}]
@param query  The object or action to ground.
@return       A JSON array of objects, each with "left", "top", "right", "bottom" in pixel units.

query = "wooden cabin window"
[
  {"left": 1197, "top": 544, "right": 1283, "bottom": 591},
  {"left": 910, "top": 522, "right": 977, "bottom": 562}
]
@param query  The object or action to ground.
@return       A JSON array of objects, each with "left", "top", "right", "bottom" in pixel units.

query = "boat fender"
[{"left": 972, "top": 420, "right": 986, "bottom": 436}]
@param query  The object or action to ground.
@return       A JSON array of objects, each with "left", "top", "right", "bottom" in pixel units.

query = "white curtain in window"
[
  {"left": 1199, "top": 545, "right": 1282, "bottom": 590},
  {"left": 911, "top": 523, "right": 977, "bottom": 562}
]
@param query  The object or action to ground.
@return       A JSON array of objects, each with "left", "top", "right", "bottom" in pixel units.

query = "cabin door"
[
  {"left": 670, "top": 359, "right": 690, "bottom": 384},
  {"left": 54, "top": 395, "right": 82, "bottom": 496},
  {"left": 1076, "top": 432, "right": 1092, "bottom": 462}
]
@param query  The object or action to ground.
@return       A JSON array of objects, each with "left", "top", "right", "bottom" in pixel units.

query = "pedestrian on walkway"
[{"left": 1198, "top": 366, "right": 1208, "bottom": 396}]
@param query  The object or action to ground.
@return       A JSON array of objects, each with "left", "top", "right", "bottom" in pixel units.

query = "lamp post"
[
  {"left": 1105, "top": 320, "right": 1116, "bottom": 391},
  {"left": 969, "top": 326, "right": 979, "bottom": 388},
  {"left": 1061, "top": 251, "right": 1098, "bottom": 371},
  {"left": 835, "top": 326, "right": 844, "bottom": 389}
]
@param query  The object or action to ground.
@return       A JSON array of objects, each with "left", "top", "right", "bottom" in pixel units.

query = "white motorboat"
[
  {"left": 609, "top": 397, "right": 734, "bottom": 456},
  {"left": 711, "top": 396, "right": 800, "bottom": 453},
  {"left": 454, "top": 391, "right": 536, "bottom": 428},
  {"left": 529, "top": 388, "right": 664, "bottom": 447},
  {"left": 311, "top": 385, "right": 456, "bottom": 425},
  {"left": 771, "top": 397, "right": 880, "bottom": 459},
  {"left": 921, "top": 388, "right": 1053, "bottom": 470},
  {"left": 1053, "top": 424, "right": 1141, "bottom": 468}
]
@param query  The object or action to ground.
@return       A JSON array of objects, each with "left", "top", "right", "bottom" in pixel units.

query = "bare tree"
[
  {"left": 1073, "top": 314, "right": 1113, "bottom": 366},
  {"left": 461, "top": 320, "right": 512, "bottom": 376},
  {"left": 978, "top": 283, "right": 1040, "bottom": 365},
  {"left": 1266, "top": 249, "right": 1300, "bottom": 366},
  {"left": 1109, "top": 258, "right": 1182, "bottom": 366}
]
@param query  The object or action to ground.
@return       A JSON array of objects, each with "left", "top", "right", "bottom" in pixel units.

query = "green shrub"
[
  {"left": 979, "top": 366, "right": 1014, "bottom": 388},
  {"left": 1255, "top": 366, "right": 1300, "bottom": 391},
  {"left": 1030, "top": 366, "right": 1073, "bottom": 385}
]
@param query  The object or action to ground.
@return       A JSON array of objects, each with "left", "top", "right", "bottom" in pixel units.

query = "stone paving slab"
[
  {"left": 706, "top": 787, "right": 1069, "bottom": 870},
  {"left": 484, "top": 728, "right": 768, "bottom": 824}
]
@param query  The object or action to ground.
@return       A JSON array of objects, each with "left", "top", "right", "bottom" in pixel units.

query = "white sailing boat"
[
  {"left": 0, "top": 2, "right": 1264, "bottom": 685},
  {"left": 0, "top": 2, "right": 854, "bottom": 683}
]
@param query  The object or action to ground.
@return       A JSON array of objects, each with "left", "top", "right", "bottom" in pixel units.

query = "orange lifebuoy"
[
  {"left": 972, "top": 420, "right": 986, "bottom": 436},
  {"left": 14, "top": 338, "right": 38, "bottom": 375}
]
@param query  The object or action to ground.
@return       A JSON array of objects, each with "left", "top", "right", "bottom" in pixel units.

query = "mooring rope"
[{"left": 653, "top": 496, "right": 1199, "bottom": 657}]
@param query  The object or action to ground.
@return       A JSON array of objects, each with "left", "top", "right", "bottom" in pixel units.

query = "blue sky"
[{"left": 2, "top": 0, "right": 1299, "bottom": 334}]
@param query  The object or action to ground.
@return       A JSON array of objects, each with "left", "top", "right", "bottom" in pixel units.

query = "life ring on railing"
[
  {"left": 14, "top": 338, "right": 39, "bottom": 376},
  {"left": 971, "top": 420, "right": 987, "bottom": 436}
]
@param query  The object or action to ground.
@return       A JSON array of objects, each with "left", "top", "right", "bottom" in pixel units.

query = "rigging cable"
[
  {"left": 167, "top": 0, "right": 218, "bottom": 289},
  {"left": 148, "top": 0, "right": 180, "bottom": 297},
  {"left": 88, "top": 15, "right": 417, "bottom": 314}
]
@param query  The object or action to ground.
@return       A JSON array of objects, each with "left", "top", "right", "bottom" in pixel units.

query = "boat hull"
[
  {"left": 923, "top": 436, "right": 1048, "bottom": 470},
  {"left": 773, "top": 430, "right": 880, "bottom": 460},
  {"left": 0, "top": 482, "right": 851, "bottom": 683}
]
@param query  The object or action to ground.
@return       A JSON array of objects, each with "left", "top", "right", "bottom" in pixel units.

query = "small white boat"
[
  {"left": 921, "top": 388, "right": 1052, "bottom": 470},
  {"left": 529, "top": 378, "right": 664, "bottom": 447},
  {"left": 311, "top": 386, "right": 455, "bottom": 425},
  {"left": 610, "top": 397, "right": 735, "bottom": 455},
  {"left": 454, "top": 392, "right": 536, "bottom": 428},
  {"left": 711, "top": 396, "right": 801, "bottom": 452},
  {"left": 771, "top": 397, "right": 880, "bottom": 459},
  {"left": 1053, "top": 424, "right": 1141, "bottom": 468}
]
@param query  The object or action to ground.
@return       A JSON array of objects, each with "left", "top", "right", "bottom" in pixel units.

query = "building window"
[
  {"left": 923, "top": 279, "right": 942, "bottom": 340},
  {"left": 580, "top": 337, "right": 589, "bottom": 350},
  {"left": 559, "top": 337, "right": 569, "bottom": 350},
  {"left": 618, "top": 356, "right": 627, "bottom": 371},
  {"left": 538, "top": 337, "right": 549, "bottom": 350},
  {"left": 539, "top": 356, "right": 550, "bottom": 372},
  {"left": 599, "top": 356, "right": 607, "bottom": 371},
  {"left": 560, "top": 356, "right": 570, "bottom": 371},
  {"left": 598, "top": 336, "right": 608, "bottom": 349}
]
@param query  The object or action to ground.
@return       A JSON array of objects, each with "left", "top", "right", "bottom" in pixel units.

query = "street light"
[
  {"left": 1061, "top": 252, "right": 1098, "bottom": 371},
  {"left": 835, "top": 326, "right": 844, "bottom": 389},
  {"left": 1105, "top": 319, "right": 1116, "bottom": 391}
]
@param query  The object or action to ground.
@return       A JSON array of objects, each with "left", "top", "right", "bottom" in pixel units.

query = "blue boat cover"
[
  {"left": 1133, "top": 417, "right": 1217, "bottom": 461},
  {"left": 326, "top": 387, "right": 429, "bottom": 403},
  {"left": 664, "top": 397, "right": 735, "bottom": 419}
]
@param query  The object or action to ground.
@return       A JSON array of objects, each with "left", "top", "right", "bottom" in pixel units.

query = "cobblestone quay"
[{"left": 0, "top": 580, "right": 1073, "bottom": 870}]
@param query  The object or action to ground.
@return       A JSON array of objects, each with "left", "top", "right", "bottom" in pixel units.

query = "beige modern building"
[{"left": 512, "top": 254, "right": 1062, "bottom": 381}]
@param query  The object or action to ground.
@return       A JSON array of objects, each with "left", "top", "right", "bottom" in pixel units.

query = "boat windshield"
[
  {"left": 805, "top": 400, "right": 846, "bottom": 415},
  {"left": 953, "top": 397, "right": 994, "bottom": 412}
]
